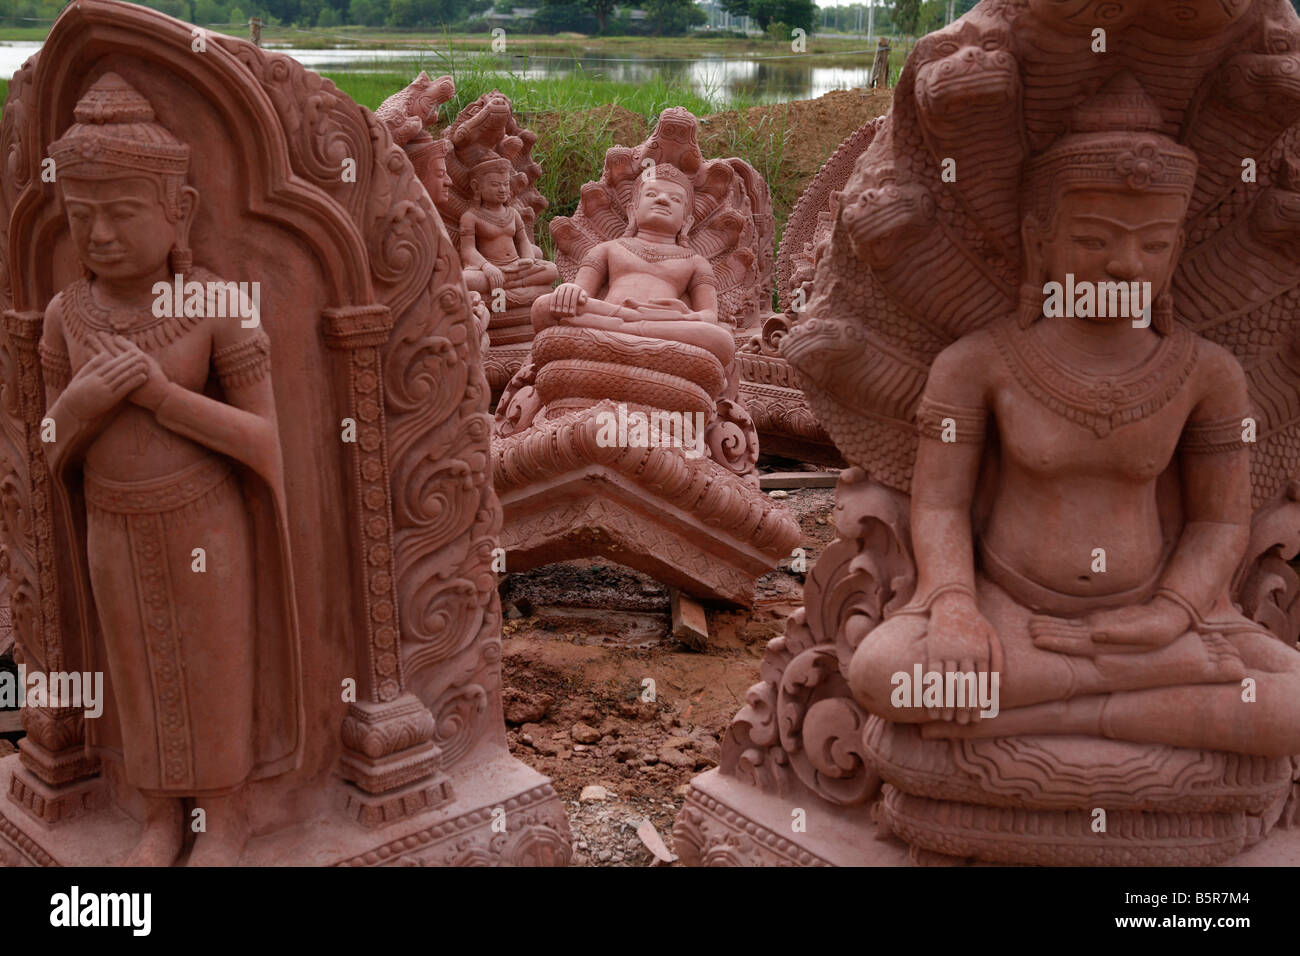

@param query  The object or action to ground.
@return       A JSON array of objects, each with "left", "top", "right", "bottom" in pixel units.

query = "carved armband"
[
  {"left": 915, "top": 396, "right": 988, "bottom": 443},
  {"left": 578, "top": 252, "right": 605, "bottom": 275},
  {"left": 1178, "top": 414, "right": 1252, "bottom": 455},
  {"left": 213, "top": 330, "right": 272, "bottom": 390},
  {"left": 39, "top": 339, "right": 71, "bottom": 393},
  {"left": 689, "top": 269, "right": 718, "bottom": 290}
]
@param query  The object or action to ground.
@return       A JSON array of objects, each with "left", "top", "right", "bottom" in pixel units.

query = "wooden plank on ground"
[
  {"left": 759, "top": 471, "right": 839, "bottom": 490},
  {"left": 670, "top": 589, "right": 708, "bottom": 650}
]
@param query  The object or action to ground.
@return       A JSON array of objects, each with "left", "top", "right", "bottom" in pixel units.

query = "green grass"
[
  {"left": 321, "top": 54, "right": 745, "bottom": 117},
  {"left": 321, "top": 53, "right": 790, "bottom": 257}
]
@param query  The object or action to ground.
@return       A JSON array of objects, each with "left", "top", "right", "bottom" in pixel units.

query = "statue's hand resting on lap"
[
  {"left": 924, "top": 592, "right": 1000, "bottom": 724},
  {"left": 1030, "top": 596, "right": 1192, "bottom": 657}
]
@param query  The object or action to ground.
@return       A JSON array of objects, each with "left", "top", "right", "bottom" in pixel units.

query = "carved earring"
[
  {"left": 169, "top": 243, "right": 192, "bottom": 275},
  {"left": 1152, "top": 291, "right": 1174, "bottom": 335},
  {"left": 1018, "top": 282, "right": 1043, "bottom": 328}
]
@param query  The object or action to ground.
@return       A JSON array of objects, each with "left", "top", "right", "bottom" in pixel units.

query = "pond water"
[{"left": 1, "top": 40, "right": 875, "bottom": 103}]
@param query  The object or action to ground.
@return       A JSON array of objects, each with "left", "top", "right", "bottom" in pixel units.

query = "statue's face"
[
  {"left": 60, "top": 175, "right": 176, "bottom": 282},
  {"left": 427, "top": 154, "right": 453, "bottom": 206},
  {"left": 472, "top": 168, "right": 511, "bottom": 206},
  {"left": 1037, "top": 187, "right": 1185, "bottom": 316},
  {"left": 633, "top": 179, "right": 690, "bottom": 235}
]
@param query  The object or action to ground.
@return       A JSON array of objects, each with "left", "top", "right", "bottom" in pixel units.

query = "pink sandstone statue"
[
  {"left": 382, "top": 86, "right": 553, "bottom": 400},
  {"left": 736, "top": 116, "right": 888, "bottom": 466},
  {"left": 678, "top": 0, "right": 1300, "bottom": 866},
  {"left": 493, "top": 163, "right": 799, "bottom": 606},
  {"left": 0, "top": 0, "right": 567, "bottom": 866},
  {"left": 458, "top": 156, "right": 559, "bottom": 312}
]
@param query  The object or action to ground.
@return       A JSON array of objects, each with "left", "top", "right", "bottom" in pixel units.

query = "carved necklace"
[
  {"left": 62, "top": 271, "right": 212, "bottom": 354},
  {"left": 618, "top": 236, "right": 695, "bottom": 262},
  {"left": 989, "top": 317, "right": 1198, "bottom": 437},
  {"left": 473, "top": 204, "right": 517, "bottom": 228}
]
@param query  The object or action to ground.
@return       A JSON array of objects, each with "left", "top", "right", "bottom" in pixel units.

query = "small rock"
[
  {"left": 502, "top": 687, "right": 554, "bottom": 725},
  {"left": 657, "top": 746, "right": 695, "bottom": 769},
  {"left": 580, "top": 785, "right": 610, "bottom": 803},
  {"left": 768, "top": 489, "right": 789, "bottom": 499},
  {"left": 636, "top": 819, "right": 678, "bottom": 863},
  {"left": 663, "top": 735, "right": 694, "bottom": 751},
  {"left": 674, "top": 783, "right": 691, "bottom": 797},
  {"left": 597, "top": 849, "right": 613, "bottom": 862},
  {"left": 614, "top": 743, "right": 638, "bottom": 762},
  {"left": 503, "top": 602, "right": 524, "bottom": 620},
  {"left": 571, "top": 721, "right": 601, "bottom": 744},
  {"left": 640, "top": 752, "right": 659, "bottom": 765},
  {"left": 573, "top": 743, "right": 589, "bottom": 752}
]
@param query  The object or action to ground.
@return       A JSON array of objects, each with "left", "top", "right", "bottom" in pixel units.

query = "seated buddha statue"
[
  {"left": 530, "top": 163, "right": 736, "bottom": 372},
  {"left": 459, "top": 156, "right": 558, "bottom": 306},
  {"left": 847, "top": 79, "right": 1300, "bottom": 759}
]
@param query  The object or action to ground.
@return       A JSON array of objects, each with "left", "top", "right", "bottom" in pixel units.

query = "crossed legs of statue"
[{"left": 850, "top": 577, "right": 1300, "bottom": 758}]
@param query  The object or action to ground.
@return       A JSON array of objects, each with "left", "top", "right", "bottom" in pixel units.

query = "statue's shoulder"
[{"left": 926, "top": 327, "right": 1000, "bottom": 405}]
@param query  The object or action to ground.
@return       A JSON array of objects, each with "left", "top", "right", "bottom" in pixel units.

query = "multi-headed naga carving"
[
  {"left": 678, "top": 0, "right": 1300, "bottom": 867},
  {"left": 493, "top": 160, "right": 798, "bottom": 607}
]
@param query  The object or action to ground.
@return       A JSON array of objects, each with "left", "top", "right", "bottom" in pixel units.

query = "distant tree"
[
  {"left": 318, "top": 3, "right": 341, "bottom": 23},
  {"left": 583, "top": 0, "right": 617, "bottom": 32},
  {"left": 229, "top": 4, "right": 246, "bottom": 22},
  {"left": 722, "top": 0, "right": 813, "bottom": 33},
  {"left": 893, "top": 0, "right": 920, "bottom": 35},
  {"left": 534, "top": 0, "right": 598, "bottom": 31},
  {"left": 644, "top": 0, "right": 705, "bottom": 35},
  {"left": 349, "top": 0, "right": 389, "bottom": 24}
]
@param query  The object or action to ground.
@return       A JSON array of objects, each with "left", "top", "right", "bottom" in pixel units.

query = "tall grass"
[{"left": 322, "top": 53, "right": 785, "bottom": 255}]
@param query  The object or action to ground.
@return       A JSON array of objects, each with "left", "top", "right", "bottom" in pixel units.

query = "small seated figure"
[
  {"left": 459, "top": 157, "right": 558, "bottom": 304},
  {"left": 847, "top": 77, "right": 1300, "bottom": 759},
  {"left": 530, "top": 164, "right": 735, "bottom": 371}
]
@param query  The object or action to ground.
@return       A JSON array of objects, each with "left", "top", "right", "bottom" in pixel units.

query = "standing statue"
[
  {"left": 0, "top": 0, "right": 568, "bottom": 868},
  {"left": 38, "top": 73, "right": 300, "bottom": 866}
]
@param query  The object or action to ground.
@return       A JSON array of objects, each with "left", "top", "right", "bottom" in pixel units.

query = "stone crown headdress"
[
  {"left": 1022, "top": 71, "right": 1198, "bottom": 222},
  {"left": 48, "top": 72, "right": 190, "bottom": 179},
  {"left": 633, "top": 162, "right": 695, "bottom": 204},
  {"left": 470, "top": 155, "right": 514, "bottom": 179}
]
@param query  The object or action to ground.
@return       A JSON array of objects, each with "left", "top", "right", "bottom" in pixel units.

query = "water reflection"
[{"left": 0, "top": 41, "right": 872, "bottom": 102}]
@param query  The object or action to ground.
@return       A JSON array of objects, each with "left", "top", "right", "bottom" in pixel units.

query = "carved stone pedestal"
[
  {"left": 0, "top": 752, "right": 569, "bottom": 866},
  {"left": 675, "top": 768, "right": 905, "bottom": 867}
]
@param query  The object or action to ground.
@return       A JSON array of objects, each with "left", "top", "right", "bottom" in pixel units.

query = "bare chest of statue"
[{"left": 604, "top": 239, "right": 697, "bottom": 304}]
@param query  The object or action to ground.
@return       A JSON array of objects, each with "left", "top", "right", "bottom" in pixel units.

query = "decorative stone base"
[
  {"left": 7, "top": 764, "right": 105, "bottom": 826},
  {"left": 673, "top": 768, "right": 907, "bottom": 866},
  {"left": 676, "top": 767, "right": 1300, "bottom": 867},
  {"left": 736, "top": 343, "right": 843, "bottom": 467},
  {"left": 486, "top": 343, "right": 531, "bottom": 406},
  {"left": 0, "top": 752, "right": 570, "bottom": 867}
]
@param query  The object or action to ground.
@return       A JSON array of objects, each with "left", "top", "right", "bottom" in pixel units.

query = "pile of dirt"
[
  {"left": 499, "top": 484, "right": 837, "bottom": 865},
  {"left": 699, "top": 87, "right": 893, "bottom": 200}
]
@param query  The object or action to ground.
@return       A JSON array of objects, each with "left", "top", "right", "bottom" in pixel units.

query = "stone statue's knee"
[
  {"left": 848, "top": 614, "right": 926, "bottom": 719},
  {"left": 530, "top": 292, "right": 555, "bottom": 331}
]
